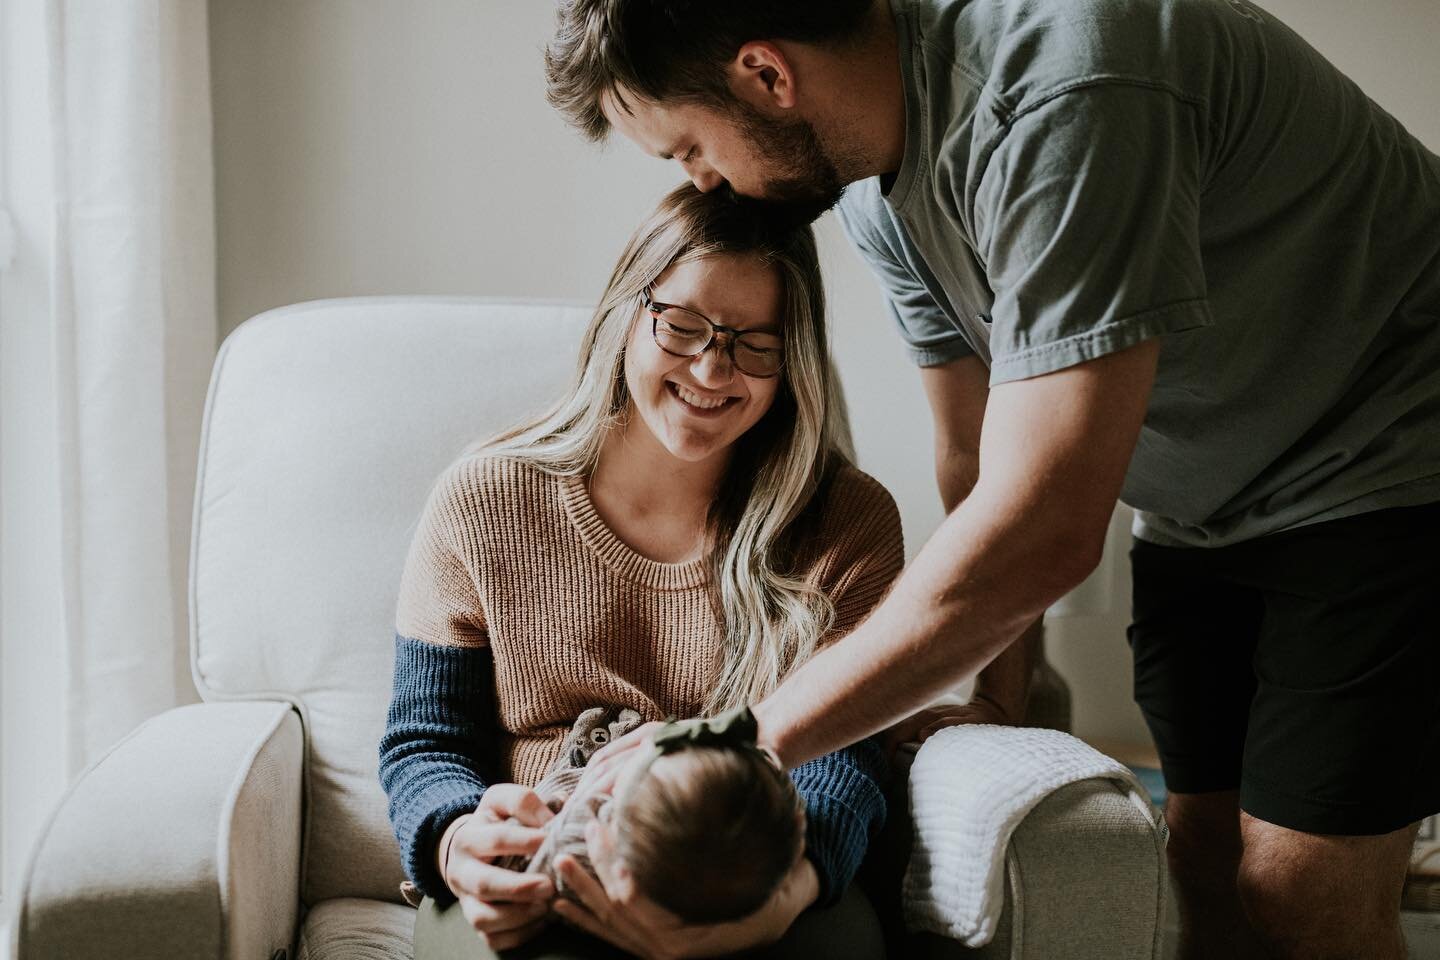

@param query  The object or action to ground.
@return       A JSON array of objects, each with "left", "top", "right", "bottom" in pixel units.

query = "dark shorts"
[{"left": 1127, "top": 500, "right": 1440, "bottom": 836}]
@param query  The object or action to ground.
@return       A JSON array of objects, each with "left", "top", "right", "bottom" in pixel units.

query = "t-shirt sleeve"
[
  {"left": 971, "top": 85, "right": 1213, "bottom": 385},
  {"left": 837, "top": 182, "right": 977, "bottom": 368}
]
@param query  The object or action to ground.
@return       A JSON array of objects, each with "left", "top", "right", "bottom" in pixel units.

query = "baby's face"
[
  {"left": 582, "top": 751, "right": 697, "bottom": 917},
  {"left": 584, "top": 803, "right": 677, "bottom": 923}
]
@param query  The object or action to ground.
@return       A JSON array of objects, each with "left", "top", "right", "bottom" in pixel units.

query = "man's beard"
[{"left": 725, "top": 101, "right": 847, "bottom": 227}]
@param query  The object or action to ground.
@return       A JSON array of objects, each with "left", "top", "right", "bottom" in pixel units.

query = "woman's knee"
[
  {"left": 760, "top": 885, "right": 886, "bottom": 960},
  {"left": 413, "top": 898, "right": 502, "bottom": 960}
]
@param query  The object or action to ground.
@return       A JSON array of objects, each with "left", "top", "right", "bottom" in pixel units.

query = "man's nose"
[{"left": 687, "top": 165, "right": 726, "bottom": 194}]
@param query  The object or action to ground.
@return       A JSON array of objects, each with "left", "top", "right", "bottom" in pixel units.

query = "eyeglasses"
[{"left": 642, "top": 288, "right": 785, "bottom": 379}]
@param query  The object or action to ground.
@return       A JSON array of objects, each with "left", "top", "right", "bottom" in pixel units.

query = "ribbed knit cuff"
[
  {"left": 380, "top": 635, "right": 496, "bottom": 905},
  {"left": 404, "top": 783, "right": 486, "bottom": 905},
  {"left": 790, "top": 738, "right": 889, "bottom": 908}
]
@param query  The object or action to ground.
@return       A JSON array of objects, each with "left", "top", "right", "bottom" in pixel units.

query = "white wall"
[{"left": 209, "top": 0, "right": 1440, "bottom": 747}]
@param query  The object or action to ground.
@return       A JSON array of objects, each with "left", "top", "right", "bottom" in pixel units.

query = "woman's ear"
[{"left": 729, "top": 41, "right": 798, "bottom": 110}]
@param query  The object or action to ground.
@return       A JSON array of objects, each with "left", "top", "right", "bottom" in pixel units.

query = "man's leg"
[
  {"left": 1237, "top": 815, "right": 1420, "bottom": 960},
  {"left": 1229, "top": 501, "right": 1440, "bottom": 960},
  {"left": 1127, "top": 537, "right": 1266, "bottom": 958},
  {"left": 1164, "top": 790, "right": 1267, "bottom": 960}
]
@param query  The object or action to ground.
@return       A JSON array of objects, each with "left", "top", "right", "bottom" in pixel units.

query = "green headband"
[
  {"left": 651, "top": 704, "right": 760, "bottom": 755},
  {"left": 610, "top": 705, "right": 777, "bottom": 812}
]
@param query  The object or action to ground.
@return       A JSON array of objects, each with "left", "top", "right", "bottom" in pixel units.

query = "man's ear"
[{"left": 729, "top": 41, "right": 798, "bottom": 110}]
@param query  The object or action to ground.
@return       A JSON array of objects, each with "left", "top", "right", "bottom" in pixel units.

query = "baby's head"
[{"left": 589, "top": 722, "right": 805, "bottom": 924}]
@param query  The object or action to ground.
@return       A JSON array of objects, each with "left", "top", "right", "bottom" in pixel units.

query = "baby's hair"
[{"left": 613, "top": 745, "right": 804, "bottom": 924}]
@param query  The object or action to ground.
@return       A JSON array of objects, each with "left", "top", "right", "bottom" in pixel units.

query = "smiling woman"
[
  {"left": 622, "top": 254, "right": 785, "bottom": 470},
  {"left": 473, "top": 184, "right": 861, "bottom": 701},
  {"left": 379, "top": 183, "right": 902, "bottom": 959}
]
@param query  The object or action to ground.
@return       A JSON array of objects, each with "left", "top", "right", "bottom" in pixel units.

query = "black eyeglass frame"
[{"left": 641, "top": 287, "right": 786, "bottom": 379}]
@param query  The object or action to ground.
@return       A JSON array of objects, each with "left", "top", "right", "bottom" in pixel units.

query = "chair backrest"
[{"left": 190, "top": 297, "right": 591, "bottom": 904}]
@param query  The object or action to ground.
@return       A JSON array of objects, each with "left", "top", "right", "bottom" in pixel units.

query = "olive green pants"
[{"left": 412, "top": 885, "right": 886, "bottom": 960}]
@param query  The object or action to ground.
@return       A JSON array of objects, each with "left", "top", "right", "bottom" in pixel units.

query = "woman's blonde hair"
[{"left": 478, "top": 183, "right": 852, "bottom": 712}]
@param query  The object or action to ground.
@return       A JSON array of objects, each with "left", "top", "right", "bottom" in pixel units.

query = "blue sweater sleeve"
[
  {"left": 789, "top": 736, "right": 889, "bottom": 908},
  {"left": 378, "top": 634, "right": 496, "bottom": 904}
]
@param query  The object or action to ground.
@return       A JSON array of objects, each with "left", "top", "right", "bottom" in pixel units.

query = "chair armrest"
[
  {"left": 16, "top": 701, "right": 304, "bottom": 960},
  {"left": 898, "top": 728, "right": 1168, "bottom": 960}
]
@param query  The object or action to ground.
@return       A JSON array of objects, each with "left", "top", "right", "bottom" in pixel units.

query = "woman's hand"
[
  {"left": 551, "top": 850, "right": 819, "bottom": 959},
  {"left": 441, "top": 783, "right": 558, "bottom": 951},
  {"left": 571, "top": 719, "right": 664, "bottom": 797}
]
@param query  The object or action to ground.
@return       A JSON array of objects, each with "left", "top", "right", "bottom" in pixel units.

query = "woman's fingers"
[
  {"left": 552, "top": 898, "right": 651, "bottom": 958},
  {"left": 461, "top": 894, "right": 550, "bottom": 928},
  {"left": 554, "top": 855, "right": 618, "bottom": 924},
  {"left": 552, "top": 855, "right": 686, "bottom": 959},
  {"left": 577, "top": 721, "right": 662, "bottom": 793},
  {"left": 449, "top": 858, "right": 555, "bottom": 903},
  {"left": 483, "top": 914, "right": 551, "bottom": 952},
  {"left": 459, "top": 893, "right": 550, "bottom": 940},
  {"left": 455, "top": 819, "right": 549, "bottom": 861},
  {"left": 478, "top": 783, "right": 555, "bottom": 828}
]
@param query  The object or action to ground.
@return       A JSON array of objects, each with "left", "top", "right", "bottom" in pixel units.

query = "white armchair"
[{"left": 13, "top": 298, "right": 1167, "bottom": 960}]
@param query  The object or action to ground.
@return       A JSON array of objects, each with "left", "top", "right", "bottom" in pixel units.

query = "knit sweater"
[{"left": 379, "top": 455, "right": 904, "bottom": 908}]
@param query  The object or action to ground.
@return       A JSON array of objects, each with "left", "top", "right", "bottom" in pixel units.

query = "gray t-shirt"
[{"left": 838, "top": 0, "right": 1440, "bottom": 546}]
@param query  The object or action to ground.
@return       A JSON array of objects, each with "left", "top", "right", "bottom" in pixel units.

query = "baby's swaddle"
[{"left": 498, "top": 706, "right": 644, "bottom": 897}]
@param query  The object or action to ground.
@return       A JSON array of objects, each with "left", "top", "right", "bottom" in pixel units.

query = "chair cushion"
[
  {"left": 297, "top": 898, "right": 416, "bottom": 960},
  {"left": 192, "top": 298, "right": 590, "bottom": 903}
]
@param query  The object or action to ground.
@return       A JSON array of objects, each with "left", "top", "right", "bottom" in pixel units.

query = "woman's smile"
[{"left": 668, "top": 380, "right": 739, "bottom": 417}]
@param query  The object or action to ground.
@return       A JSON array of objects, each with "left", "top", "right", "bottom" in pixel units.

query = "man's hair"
[
  {"left": 614, "top": 746, "right": 805, "bottom": 924},
  {"left": 545, "top": 0, "right": 873, "bottom": 141}
]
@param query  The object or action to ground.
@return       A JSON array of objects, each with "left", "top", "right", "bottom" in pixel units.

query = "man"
[{"left": 544, "top": 1, "right": 1440, "bottom": 957}]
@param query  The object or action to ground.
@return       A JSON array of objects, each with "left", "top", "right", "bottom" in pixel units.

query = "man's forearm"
[
  {"left": 934, "top": 443, "right": 1042, "bottom": 726},
  {"left": 754, "top": 483, "right": 1096, "bottom": 767},
  {"left": 755, "top": 341, "right": 1156, "bottom": 768}
]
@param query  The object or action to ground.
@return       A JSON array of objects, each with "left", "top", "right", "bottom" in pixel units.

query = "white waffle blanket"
[{"left": 901, "top": 724, "right": 1158, "bottom": 946}]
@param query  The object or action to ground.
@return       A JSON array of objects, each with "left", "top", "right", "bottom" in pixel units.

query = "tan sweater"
[{"left": 395, "top": 455, "right": 904, "bottom": 787}]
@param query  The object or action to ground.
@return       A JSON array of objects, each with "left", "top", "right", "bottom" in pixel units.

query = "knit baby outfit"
[
  {"left": 380, "top": 455, "right": 903, "bottom": 907},
  {"left": 498, "top": 705, "right": 644, "bottom": 890}
]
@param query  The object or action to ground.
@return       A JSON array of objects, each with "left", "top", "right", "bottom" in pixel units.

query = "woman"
[{"left": 380, "top": 183, "right": 904, "bottom": 959}]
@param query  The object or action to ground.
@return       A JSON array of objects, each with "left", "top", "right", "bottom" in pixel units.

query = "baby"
[{"left": 510, "top": 705, "right": 805, "bottom": 925}]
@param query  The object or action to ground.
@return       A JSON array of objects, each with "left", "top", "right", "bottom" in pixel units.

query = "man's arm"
[
  {"left": 920, "top": 356, "right": 1040, "bottom": 727},
  {"left": 755, "top": 338, "right": 1160, "bottom": 768}
]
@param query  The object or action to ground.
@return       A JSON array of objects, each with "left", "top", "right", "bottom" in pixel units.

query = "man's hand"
[
  {"left": 551, "top": 850, "right": 818, "bottom": 959},
  {"left": 883, "top": 695, "right": 1015, "bottom": 756},
  {"left": 441, "top": 784, "right": 557, "bottom": 951}
]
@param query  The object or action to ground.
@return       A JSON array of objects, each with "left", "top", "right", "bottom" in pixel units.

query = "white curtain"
[{"left": 45, "top": 0, "right": 216, "bottom": 770}]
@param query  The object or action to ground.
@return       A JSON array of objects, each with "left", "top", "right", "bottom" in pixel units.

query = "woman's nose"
[{"left": 689, "top": 343, "right": 736, "bottom": 385}]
